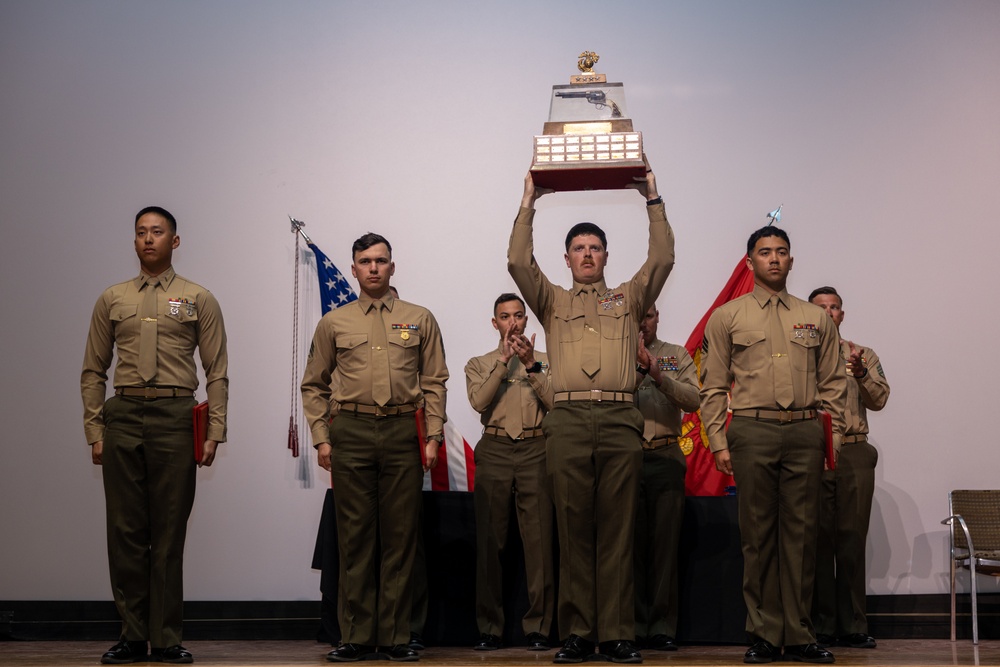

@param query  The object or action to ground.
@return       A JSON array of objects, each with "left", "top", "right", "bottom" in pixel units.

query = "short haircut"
[
  {"left": 565, "top": 222, "right": 607, "bottom": 251},
  {"left": 135, "top": 206, "right": 176, "bottom": 233},
  {"left": 352, "top": 232, "right": 392, "bottom": 258},
  {"left": 746, "top": 225, "right": 790, "bottom": 256},
  {"left": 808, "top": 286, "right": 842, "bottom": 304},
  {"left": 494, "top": 292, "right": 525, "bottom": 315}
]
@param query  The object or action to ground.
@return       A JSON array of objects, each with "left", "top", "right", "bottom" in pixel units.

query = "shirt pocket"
[
  {"left": 730, "top": 330, "right": 767, "bottom": 378},
  {"left": 388, "top": 330, "right": 421, "bottom": 377},
  {"left": 597, "top": 306, "right": 628, "bottom": 340},
  {"left": 788, "top": 331, "right": 819, "bottom": 372},
  {"left": 553, "top": 306, "right": 584, "bottom": 343},
  {"left": 163, "top": 300, "right": 199, "bottom": 324},
  {"left": 110, "top": 304, "right": 138, "bottom": 336},
  {"left": 163, "top": 300, "right": 200, "bottom": 348},
  {"left": 335, "top": 332, "right": 369, "bottom": 376}
]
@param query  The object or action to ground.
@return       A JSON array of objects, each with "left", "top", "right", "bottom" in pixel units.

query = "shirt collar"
[
  {"left": 358, "top": 291, "right": 395, "bottom": 313},
  {"left": 572, "top": 279, "right": 608, "bottom": 296},
  {"left": 752, "top": 283, "right": 790, "bottom": 309},
  {"left": 135, "top": 266, "right": 175, "bottom": 289}
]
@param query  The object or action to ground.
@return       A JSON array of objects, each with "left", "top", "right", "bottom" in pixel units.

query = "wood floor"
[{"left": 1, "top": 640, "right": 997, "bottom": 667}]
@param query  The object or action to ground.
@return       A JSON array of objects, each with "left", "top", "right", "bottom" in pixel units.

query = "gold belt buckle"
[
  {"left": 778, "top": 410, "right": 793, "bottom": 423},
  {"left": 590, "top": 389, "right": 603, "bottom": 401},
  {"left": 374, "top": 405, "right": 387, "bottom": 417},
  {"left": 143, "top": 386, "right": 158, "bottom": 399}
]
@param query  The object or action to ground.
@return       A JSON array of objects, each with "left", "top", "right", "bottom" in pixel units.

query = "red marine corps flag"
[
  {"left": 680, "top": 206, "right": 780, "bottom": 496},
  {"left": 289, "top": 217, "right": 475, "bottom": 491}
]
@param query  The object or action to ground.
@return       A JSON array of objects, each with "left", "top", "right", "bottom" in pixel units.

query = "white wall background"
[{"left": 1, "top": 0, "right": 998, "bottom": 601}]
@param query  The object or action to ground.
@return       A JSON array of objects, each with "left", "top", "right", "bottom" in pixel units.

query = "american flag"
[{"left": 308, "top": 242, "right": 358, "bottom": 315}]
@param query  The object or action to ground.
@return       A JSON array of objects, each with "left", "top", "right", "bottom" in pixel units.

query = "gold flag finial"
[{"left": 577, "top": 51, "right": 599, "bottom": 74}]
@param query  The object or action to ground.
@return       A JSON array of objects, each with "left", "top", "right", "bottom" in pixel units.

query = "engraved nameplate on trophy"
[{"left": 530, "top": 52, "right": 645, "bottom": 192}]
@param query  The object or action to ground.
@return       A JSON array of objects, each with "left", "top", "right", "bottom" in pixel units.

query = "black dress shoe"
[
  {"left": 839, "top": 633, "right": 875, "bottom": 649},
  {"left": 101, "top": 640, "right": 148, "bottom": 664},
  {"left": 386, "top": 644, "right": 419, "bottom": 662},
  {"left": 743, "top": 639, "right": 777, "bottom": 664},
  {"left": 815, "top": 634, "right": 835, "bottom": 648},
  {"left": 474, "top": 633, "right": 501, "bottom": 650},
  {"left": 783, "top": 643, "right": 835, "bottom": 663},
  {"left": 150, "top": 645, "right": 193, "bottom": 664},
  {"left": 647, "top": 634, "right": 677, "bottom": 652},
  {"left": 327, "top": 643, "right": 378, "bottom": 662},
  {"left": 554, "top": 635, "right": 596, "bottom": 663},
  {"left": 599, "top": 640, "right": 642, "bottom": 664},
  {"left": 408, "top": 633, "right": 425, "bottom": 651},
  {"left": 526, "top": 632, "right": 550, "bottom": 650}
]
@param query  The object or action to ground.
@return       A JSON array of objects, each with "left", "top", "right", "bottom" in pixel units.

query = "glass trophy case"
[{"left": 531, "top": 75, "right": 645, "bottom": 191}]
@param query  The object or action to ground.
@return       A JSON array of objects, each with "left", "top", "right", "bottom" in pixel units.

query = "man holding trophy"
[{"left": 507, "top": 56, "right": 675, "bottom": 663}]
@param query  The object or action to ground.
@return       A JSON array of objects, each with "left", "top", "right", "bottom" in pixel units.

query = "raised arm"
[
  {"left": 508, "top": 172, "right": 556, "bottom": 321},
  {"left": 626, "top": 159, "right": 675, "bottom": 314},
  {"left": 850, "top": 343, "right": 890, "bottom": 411},
  {"left": 653, "top": 346, "right": 700, "bottom": 413},
  {"left": 511, "top": 332, "right": 554, "bottom": 411}
]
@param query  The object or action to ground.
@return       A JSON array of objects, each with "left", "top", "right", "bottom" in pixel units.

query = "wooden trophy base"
[{"left": 530, "top": 124, "right": 644, "bottom": 192}]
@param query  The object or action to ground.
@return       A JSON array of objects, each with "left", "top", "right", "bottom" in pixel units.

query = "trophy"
[{"left": 530, "top": 52, "right": 645, "bottom": 192}]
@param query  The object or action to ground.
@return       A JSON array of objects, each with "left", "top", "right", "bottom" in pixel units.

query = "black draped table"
[{"left": 313, "top": 490, "right": 745, "bottom": 646}]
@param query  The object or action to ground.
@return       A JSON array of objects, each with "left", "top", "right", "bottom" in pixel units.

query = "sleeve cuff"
[{"left": 311, "top": 425, "right": 331, "bottom": 447}]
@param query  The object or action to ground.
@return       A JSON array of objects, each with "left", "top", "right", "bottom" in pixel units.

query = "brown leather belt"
[
  {"left": 484, "top": 425, "right": 544, "bottom": 440},
  {"left": 642, "top": 436, "right": 679, "bottom": 450},
  {"left": 554, "top": 390, "right": 634, "bottom": 403},
  {"left": 731, "top": 408, "right": 817, "bottom": 423},
  {"left": 843, "top": 434, "right": 868, "bottom": 444},
  {"left": 340, "top": 402, "right": 418, "bottom": 417},
  {"left": 116, "top": 387, "right": 194, "bottom": 399}
]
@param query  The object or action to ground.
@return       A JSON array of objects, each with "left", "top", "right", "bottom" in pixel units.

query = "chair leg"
[
  {"left": 970, "top": 561, "right": 979, "bottom": 645},
  {"left": 950, "top": 558, "right": 956, "bottom": 642}
]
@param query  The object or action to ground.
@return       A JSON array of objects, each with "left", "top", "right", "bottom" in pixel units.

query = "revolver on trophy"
[{"left": 555, "top": 90, "right": 622, "bottom": 117}]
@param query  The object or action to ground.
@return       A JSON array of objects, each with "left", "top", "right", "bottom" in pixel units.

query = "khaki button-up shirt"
[
  {"left": 465, "top": 346, "right": 553, "bottom": 435},
  {"left": 301, "top": 292, "right": 449, "bottom": 445},
  {"left": 507, "top": 203, "right": 675, "bottom": 394},
  {"left": 841, "top": 340, "right": 890, "bottom": 437},
  {"left": 635, "top": 339, "right": 700, "bottom": 439},
  {"left": 700, "top": 284, "right": 848, "bottom": 452},
  {"left": 81, "top": 267, "right": 229, "bottom": 444}
]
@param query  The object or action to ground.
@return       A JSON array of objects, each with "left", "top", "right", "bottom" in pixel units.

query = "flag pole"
[
  {"left": 287, "top": 215, "right": 308, "bottom": 460},
  {"left": 766, "top": 204, "right": 783, "bottom": 226},
  {"left": 290, "top": 215, "right": 313, "bottom": 245}
]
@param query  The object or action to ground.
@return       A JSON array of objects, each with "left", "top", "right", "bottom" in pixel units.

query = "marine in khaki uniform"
[
  {"left": 700, "top": 226, "right": 847, "bottom": 665},
  {"left": 301, "top": 233, "right": 448, "bottom": 663},
  {"left": 468, "top": 293, "right": 556, "bottom": 652},
  {"left": 808, "top": 287, "right": 890, "bottom": 650},
  {"left": 633, "top": 306, "right": 700, "bottom": 652},
  {"left": 508, "top": 160, "right": 674, "bottom": 665},
  {"left": 81, "top": 206, "right": 228, "bottom": 665}
]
